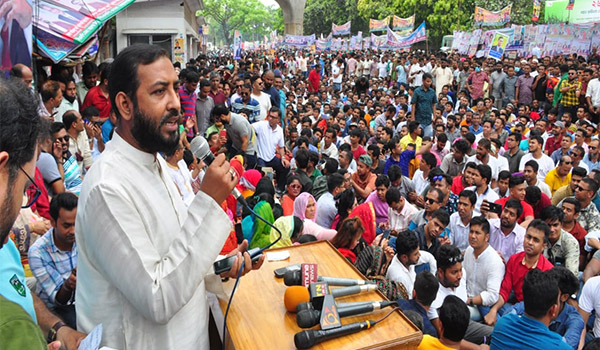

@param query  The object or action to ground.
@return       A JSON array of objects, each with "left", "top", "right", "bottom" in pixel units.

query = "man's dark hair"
[
  {"left": 563, "top": 197, "right": 581, "bottom": 214},
  {"left": 582, "top": 177, "right": 600, "bottom": 194},
  {"left": 422, "top": 72, "right": 433, "bottom": 81},
  {"left": 414, "top": 271, "right": 439, "bottom": 306},
  {"left": 327, "top": 173, "right": 345, "bottom": 193},
  {"left": 82, "top": 61, "right": 99, "bottom": 78},
  {"left": 524, "top": 159, "right": 539, "bottom": 173},
  {"left": 459, "top": 190, "right": 477, "bottom": 206},
  {"left": 469, "top": 215, "right": 490, "bottom": 234},
  {"left": 0, "top": 78, "right": 41, "bottom": 183},
  {"left": 540, "top": 205, "right": 564, "bottom": 223},
  {"left": 454, "top": 139, "right": 470, "bottom": 154},
  {"left": 323, "top": 157, "right": 339, "bottom": 175},
  {"left": 504, "top": 198, "right": 524, "bottom": 218},
  {"left": 525, "top": 186, "right": 541, "bottom": 205},
  {"left": 375, "top": 174, "right": 390, "bottom": 188},
  {"left": 41, "top": 80, "right": 61, "bottom": 102},
  {"left": 431, "top": 208, "right": 450, "bottom": 227},
  {"left": 439, "top": 295, "right": 470, "bottom": 342},
  {"left": 387, "top": 165, "right": 402, "bottom": 183},
  {"left": 508, "top": 174, "right": 526, "bottom": 188},
  {"left": 63, "top": 110, "right": 79, "bottom": 131},
  {"left": 109, "top": 44, "right": 169, "bottom": 120},
  {"left": 49, "top": 192, "right": 79, "bottom": 222},
  {"left": 367, "top": 144, "right": 380, "bottom": 158},
  {"left": 475, "top": 164, "right": 492, "bottom": 185},
  {"left": 498, "top": 170, "right": 511, "bottom": 181},
  {"left": 396, "top": 230, "right": 419, "bottom": 257},
  {"left": 385, "top": 187, "right": 401, "bottom": 205},
  {"left": 523, "top": 269, "right": 559, "bottom": 318},
  {"left": 436, "top": 133, "right": 448, "bottom": 144},
  {"left": 437, "top": 244, "right": 462, "bottom": 271},
  {"left": 211, "top": 103, "right": 230, "bottom": 118},
  {"left": 421, "top": 152, "right": 437, "bottom": 169},
  {"left": 186, "top": 70, "right": 200, "bottom": 83},
  {"left": 81, "top": 106, "right": 100, "bottom": 120},
  {"left": 463, "top": 132, "right": 476, "bottom": 145},
  {"left": 99, "top": 62, "right": 112, "bottom": 84},
  {"left": 295, "top": 149, "right": 309, "bottom": 169},
  {"left": 408, "top": 121, "right": 420, "bottom": 134},
  {"left": 530, "top": 134, "right": 544, "bottom": 146},
  {"left": 547, "top": 266, "right": 579, "bottom": 297}
]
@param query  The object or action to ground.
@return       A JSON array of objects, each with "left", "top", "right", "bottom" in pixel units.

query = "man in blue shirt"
[
  {"left": 490, "top": 269, "right": 572, "bottom": 350},
  {"left": 505, "top": 267, "right": 583, "bottom": 349},
  {"left": 411, "top": 72, "right": 437, "bottom": 138},
  {"left": 397, "top": 271, "right": 439, "bottom": 337}
]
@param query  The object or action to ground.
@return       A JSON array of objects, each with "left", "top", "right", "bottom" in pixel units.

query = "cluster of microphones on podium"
[{"left": 278, "top": 263, "right": 400, "bottom": 349}]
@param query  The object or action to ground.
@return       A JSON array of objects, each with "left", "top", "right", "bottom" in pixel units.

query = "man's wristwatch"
[{"left": 47, "top": 321, "right": 67, "bottom": 343}]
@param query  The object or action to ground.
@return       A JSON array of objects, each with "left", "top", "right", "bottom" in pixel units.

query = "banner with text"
[
  {"left": 545, "top": 0, "right": 600, "bottom": 24},
  {"left": 332, "top": 21, "right": 351, "bottom": 36},
  {"left": 283, "top": 34, "right": 316, "bottom": 48},
  {"left": 473, "top": 4, "right": 512, "bottom": 26},
  {"left": 369, "top": 17, "right": 389, "bottom": 32},
  {"left": 392, "top": 15, "right": 415, "bottom": 34},
  {"left": 386, "top": 21, "right": 427, "bottom": 48}
]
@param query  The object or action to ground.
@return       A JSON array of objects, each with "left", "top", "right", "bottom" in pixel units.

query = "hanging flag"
[
  {"left": 474, "top": 4, "right": 512, "bottom": 26},
  {"left": 566, "top": 0, "right": 575, "bottom": 10},
  {"left": 332, "top": 21, "right": 351, "bottom": 36},
  {"left": 369, "top": 17, "right": 389, "bottom": 32}
]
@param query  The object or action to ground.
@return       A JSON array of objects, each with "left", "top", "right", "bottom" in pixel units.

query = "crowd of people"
[{"left": 2, "top": 44, "right": 600, "bottom": 350}]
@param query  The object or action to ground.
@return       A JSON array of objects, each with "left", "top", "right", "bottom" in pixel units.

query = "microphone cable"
[{"left": 221, "top": 202, "right": 282, "bottom": 350}]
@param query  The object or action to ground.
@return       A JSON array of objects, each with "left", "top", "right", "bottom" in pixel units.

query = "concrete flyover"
[{"left": 275, "top": 0, "right": 306, "bottom": 35}]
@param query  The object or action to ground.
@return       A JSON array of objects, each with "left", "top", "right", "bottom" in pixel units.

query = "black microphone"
[
  {"left": 189, "top": 136, "right": 246, "bottom": 206},
  {"left": 294, "top": 320, "right": 377, "bottom": 349},
  {"left": 283, "top": 269, "right": 376, "bottom": 287},
  {"left": 296, "top": 300, "right": 396, "bottom": 328}
]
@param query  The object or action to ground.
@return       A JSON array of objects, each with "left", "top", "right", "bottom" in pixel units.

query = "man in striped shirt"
[
  {"left": 232, "top": 84, "right": 261, "bottom": 123},
  {"left": 178, "top": 70, "right": 199, "bottom": 139}
]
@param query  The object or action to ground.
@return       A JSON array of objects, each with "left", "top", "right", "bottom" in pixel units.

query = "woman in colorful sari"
[
  {"left": 293, "top": 192, "right": 337, "bottom": 241},
  {"left": 269, "top": 216, "right": 304, "bottom": 248},
  {"left": 281, "top": 175, "right": 302, "bottom": 216}
]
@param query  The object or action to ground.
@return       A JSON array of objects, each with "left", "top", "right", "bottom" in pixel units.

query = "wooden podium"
[{"left": 218, "top": 241, "right": 422, "bottom": 350}]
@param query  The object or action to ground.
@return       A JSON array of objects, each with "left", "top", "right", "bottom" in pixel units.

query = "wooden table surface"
[{"left": 219, "top": 241, "right": 422, "bottom": 350}]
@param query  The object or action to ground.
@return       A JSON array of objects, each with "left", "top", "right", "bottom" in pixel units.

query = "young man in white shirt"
[
  {"left": 463, "top": 216, "right": 505, "bottom": 322},
  {"left": 464, "top": 164, "right": 499, "bottom": 216},
  {"left": 523, "top": 160, "right": 552, "bottom": 198},
  {"left": 386, "top": 187, "right": 419, "bottom": 233},
  {"left": 519, "top": 134, "right": 555, "bottom": 182},
  {"left": 386, "top": 230, "right": 420, "bottom": 297},
  {"left": 450, "top": 190, "right": 476, "bottom": 252}
]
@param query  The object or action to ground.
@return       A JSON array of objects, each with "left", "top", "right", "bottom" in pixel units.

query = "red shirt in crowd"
[
  {"left": 82, "top": 85, "right": 111, "bottom": 119},
  {"left": 308, "top": 69, "right": 321, "bottom": 92},
  {"left": 499, "top": 251, "right": 554, "bottom": 303},
  {"left": 495, "top": 197, "right": 534, "bottom": 224},
  {"left": 28, "top": 168, "right": 50, "bottom": 221},
  {"left": 567, "top": 221, "right": 588, "bottom": 256},
  {"left": 544, "top": 135, "right": 563, "bottom": 155}
]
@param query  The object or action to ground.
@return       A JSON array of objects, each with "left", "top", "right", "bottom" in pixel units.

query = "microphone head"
[
  {"left": 295, "top": 301, "right": 314, "bottom": 313},
  {"left": 283, "top": 269, "right": 302, "bottom": 286},
  {"left": 297, "top": 309, "right": 320, "bottom": 328},
  {"left": 294, "top": 330, "right": 317, "bottom": 349},
  {"left": 284, "top": 286, "right": 310, "bottom": 313},
  {"left": 189, "top": 136, "right": 212, "bottom": 162}
]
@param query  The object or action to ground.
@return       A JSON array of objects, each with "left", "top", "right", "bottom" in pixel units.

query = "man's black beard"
[
  {"left": 0, "top": 179, "right": 17, "bottom": 249},
  {"left": 130, "top": 107, "right": 180, "bottom": 154},
  {"left": 64, "top": 94, "right": 77, "bottom": 104}
]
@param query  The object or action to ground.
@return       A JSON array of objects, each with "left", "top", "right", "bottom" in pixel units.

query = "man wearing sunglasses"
[
  {"left": 1, "top": 78, "right": 85, "bottom": 349},
  {"left": 558, "top": 68, "right": 582, "bottom": 119},
  {"left": 560, "top": 177, "right": 600, "bottom": 235},
  {"left": 231, "top": 84, "right": 260, "bottom": 123},
  {"left": 583, "top": 139, "right": 600, "bottom": 172}
]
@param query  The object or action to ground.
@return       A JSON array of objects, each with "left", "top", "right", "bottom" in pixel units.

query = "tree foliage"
[
  {"left": 198, "top": 0, "right": 274, "bottom": 45},
  {"left": 303, "top": 0, "right": 369, "bottom": 36}
]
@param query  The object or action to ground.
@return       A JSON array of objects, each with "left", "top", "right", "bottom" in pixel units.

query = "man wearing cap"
[
  {"left": 544, "top": 121, "right": 567, "bottom": 155},
  {"left": 352, "top": 155, "right": 377, "bottom": 202}
]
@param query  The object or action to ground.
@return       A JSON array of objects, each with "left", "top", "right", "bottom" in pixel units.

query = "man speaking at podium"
[{"left": 76, "top": 44, "right": 261, "bottom": 349}]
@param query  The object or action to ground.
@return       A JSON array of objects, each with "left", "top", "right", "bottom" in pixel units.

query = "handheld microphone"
[
  {"left": 294, "top": 320, "right": 377, "bottom": 349},
  {"left": 190, "top": 136, "right": 246, "bottom": 206},
  {"left": 283, "top": 269, "right": 376, "bottom": 287},
  {"left": 296, "top": 300, "right": 397, "bottom": 328}
]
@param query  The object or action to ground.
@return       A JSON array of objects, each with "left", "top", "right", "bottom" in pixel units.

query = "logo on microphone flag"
[
  {"left": 301, "top": 263, "right": 318, "bottom": 287},
  {"left": 320, "top": 295, "right": 341, "bottom": 330}
]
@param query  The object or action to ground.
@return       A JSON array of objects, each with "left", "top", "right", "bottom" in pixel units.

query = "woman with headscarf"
[
  {"left": 239, "top": 169, "right": 262, "bottom": 198},
  {"left": 293, "top": 192, "right": 337, "bottom": 241},
  {"left": 241, "top": 194, "right": 275, "bottom": 249},
  {"left": 349, "top": 201, "right": 377, "bottom": 245},
  {"left": 269, "top": 216, "right": 304, "bottom": 248},
  {"left": 281, "top": 175, "right": 302, "bottom": 216}
]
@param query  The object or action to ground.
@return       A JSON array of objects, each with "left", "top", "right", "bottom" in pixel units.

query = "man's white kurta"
[{"left": 75, "top": 133, "right": 231, "bottom": 349}]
